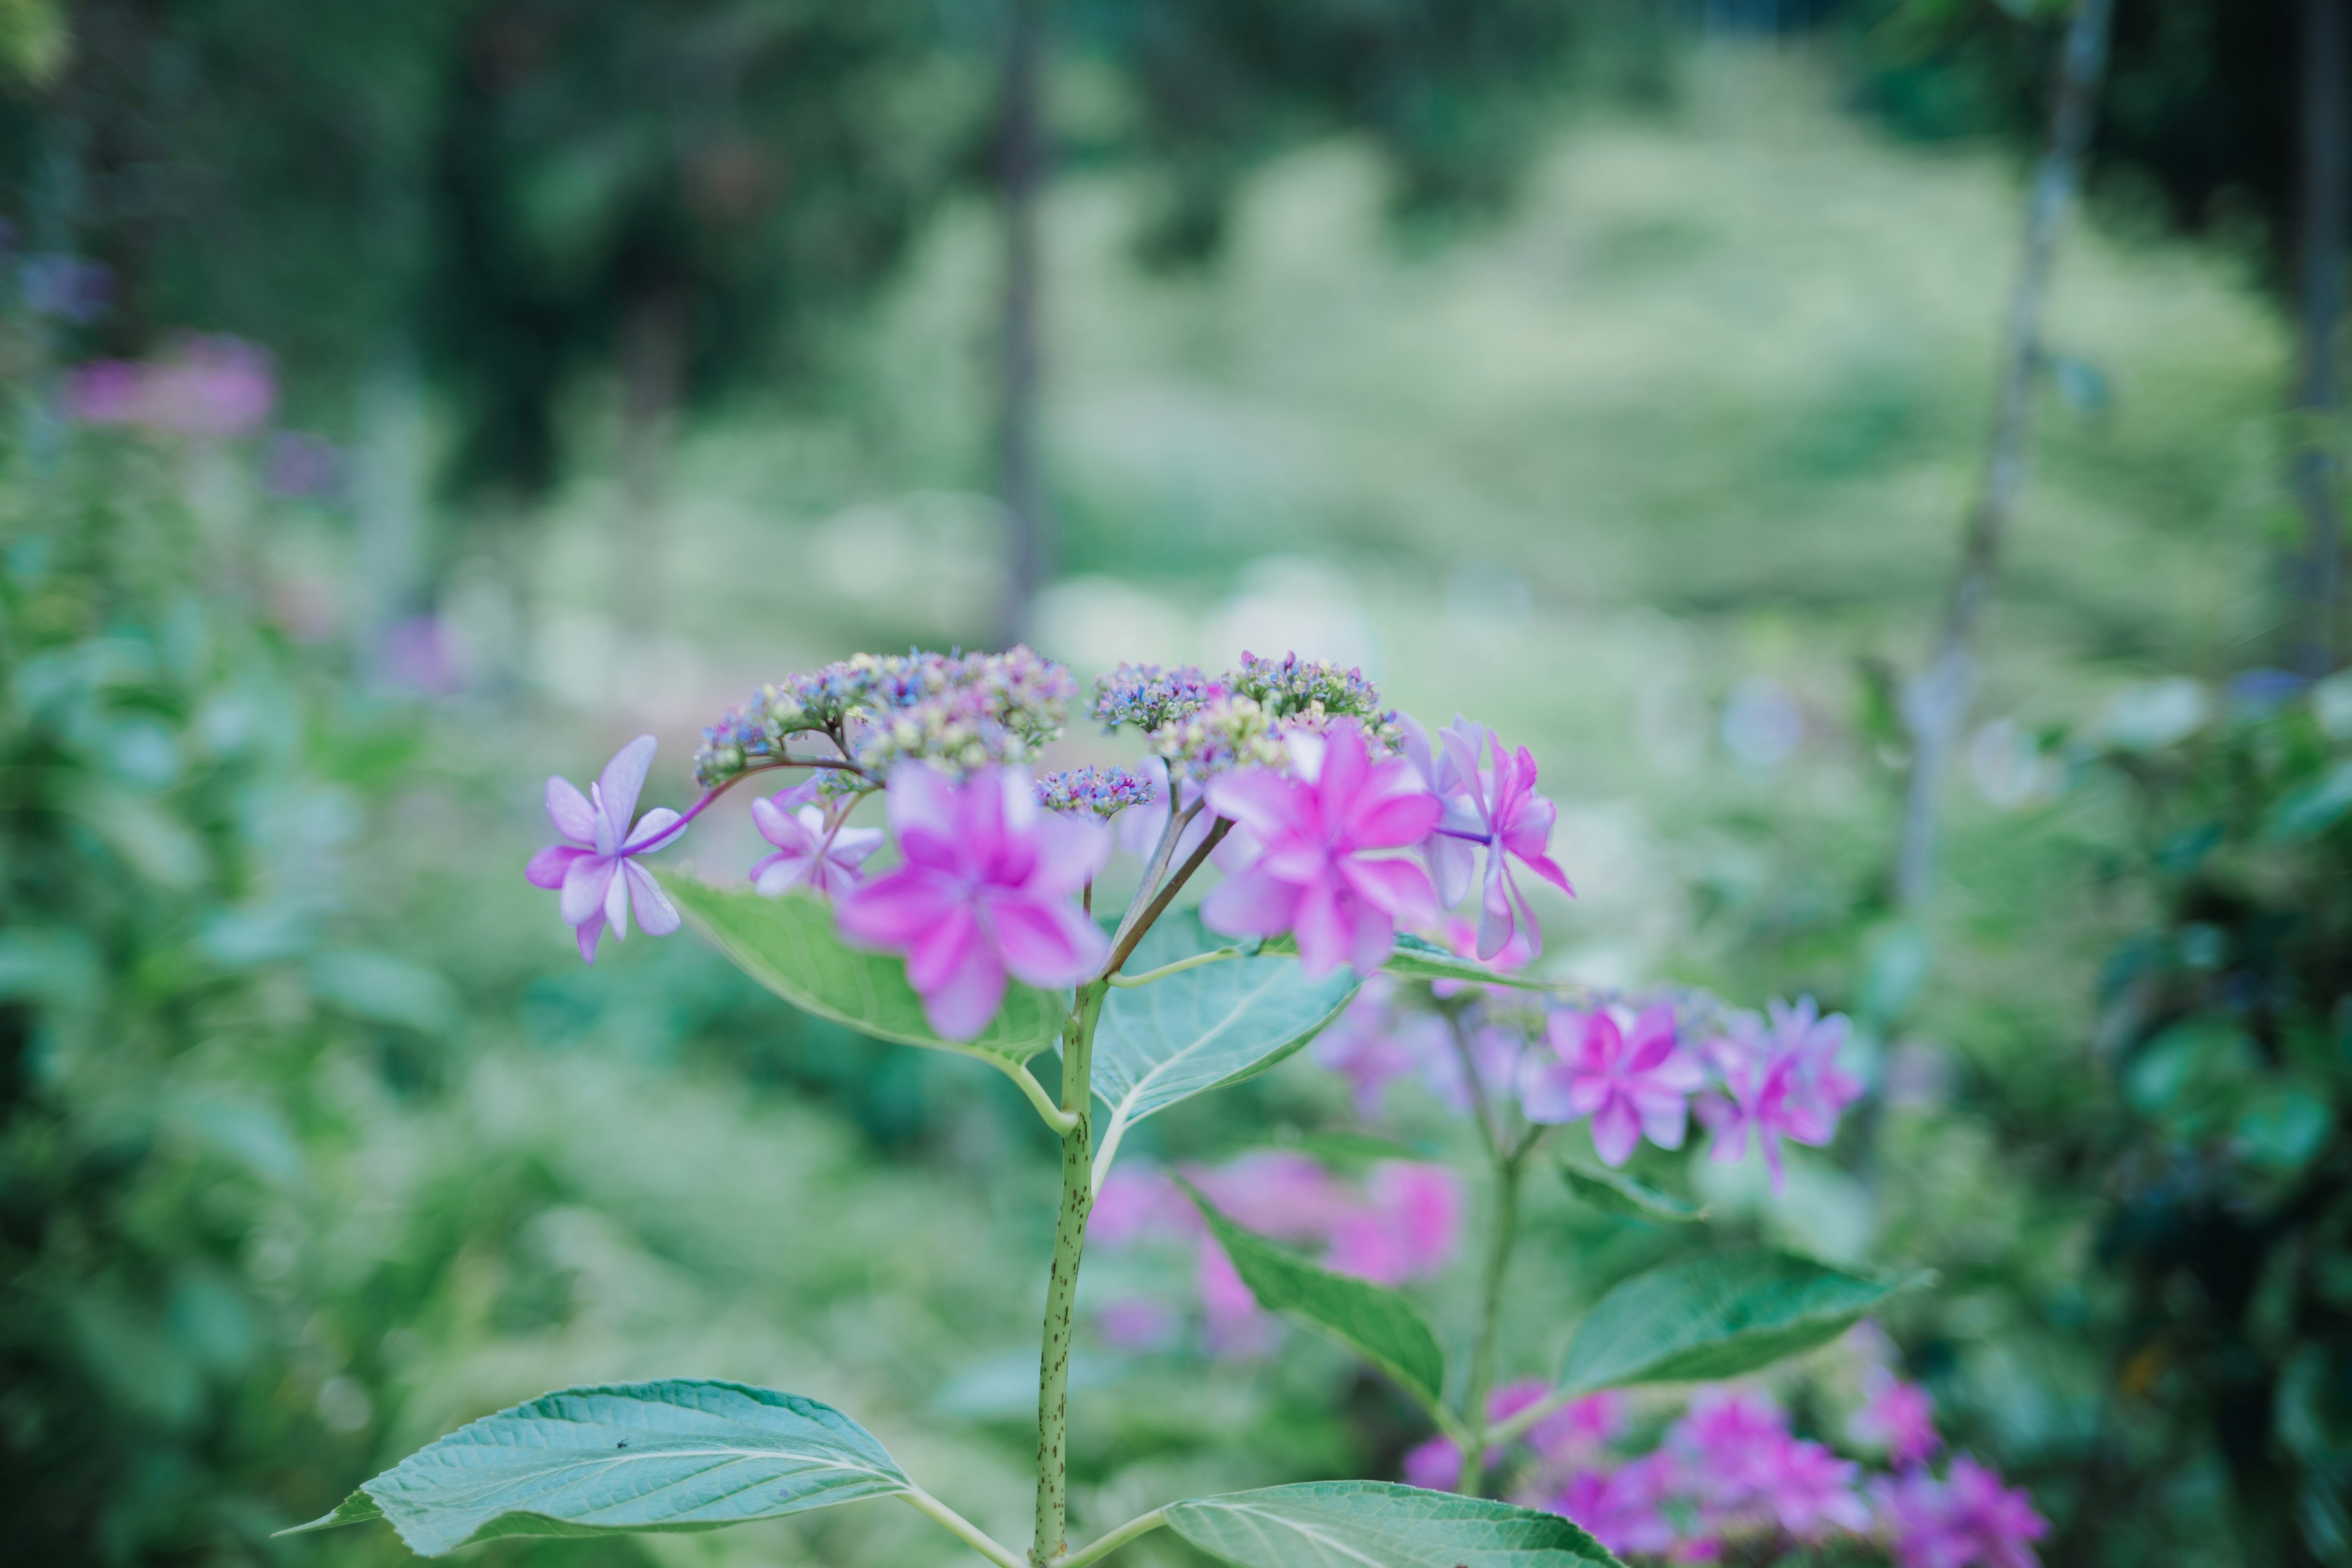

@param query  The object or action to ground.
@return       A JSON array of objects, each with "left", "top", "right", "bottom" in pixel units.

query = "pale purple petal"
[
  {"left": 1589, "top": 1096, "right": 1641, "bottom": 1166},
  {"left": 625, "top": 860, "right": 680, "bottom": 936},
  {"left": 826, "top": 824, "right": 886, "bottom": 867},
  {"left": 560, "top": 854, "right": 617, "bottom": 928},
  {"left": 623, "top": 806, "right": 682, "bottom": 852},
  {"left": 987, "top": 894, "right": 1110, "bottom": 986},
  {"left": 1205, "top": 767, "right": 1303, "bottom": 842},
  {"left": 752, "top": 795, "right": 818, "bottom": 853},
  {"left": 884, "top": 762, "right": 962, "bottom": 859},
  {"left": 576, "top": 912, "right": 606, "bottom": 965},
  {"left": 837, "top": 865, "right": 965, "bottom": 949},
  {"left": 1024, "top": 813, "right": 1112, "bottom": 898},
  {"left": 597, "top": 735, "right": 659, "bottom": 840},
  {"left": 1424, "top": 831, "right": 1478, "bottom": 910},
  {"left": 546, "top": 776, "right": 598, "bottom": 843},
  {"left": 604, "top": 854, "right": 633, "bottom": 940},
  {"left": 527, "top": 843, "right": 590, "bottom": 889},
  {"left": 1200, "top": 862, "right": 1303, "bottom": 938},
  {"left": 751, "top": 849, "right": 816, "bottom": 897},
  {"left": 917, "top": 930, "right": 1010, "bottom": 1040}
]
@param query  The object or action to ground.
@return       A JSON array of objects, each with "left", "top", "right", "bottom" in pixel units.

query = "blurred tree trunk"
[
  {"left": 617, "top": 288, "right": 683, "bottom": 639},
  {"left": 1894, "top": 0, "right": 2113, "bottom": 908},
  {"left": 996, "top": 0, "right": 1049, "bottom": 649},
  {"left": 2291, "top": 0, "right": 2349, "bottom": 677}
]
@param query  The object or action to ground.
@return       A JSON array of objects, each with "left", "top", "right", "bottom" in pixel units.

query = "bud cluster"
[
  {"left": 1226, "top": 651, "right": 1401, "bottom": 750},
  {"left": 1037, "top": 764, "right": 1158, "bottom": 819},
  {"left": 695, "top": 646, "right": 1076, "bottom": 789},
  {"left": 1092, "top": 663, "right": 1221, "bottom": 734},
  {"left": 1149, "top": 693, "right": 1288, "bottom": 780}
]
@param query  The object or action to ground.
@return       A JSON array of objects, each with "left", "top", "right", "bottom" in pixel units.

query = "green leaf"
[
  {"left": 1163, "top": 1481, "right": 1623, "bottom": 1568},
  {"left": 1095, "top": 911, "right": 1358, "bottom": 1158},
  {"left": 1252, "top": 930, "right": 1555, "bottom": 991},
  {"left": 1561, "top": 1250, "right": 1920, "bottom": 1392},
  {"left": 1180, "top": 1180, "right": 1446, "bottom": 1412},
  {"left": 1561, "top": 1161, "right": 1705, "bottom": 1224},
  {"left": 274, "top": 1379, "right": 910, "bottom": 1557},
  {"left": 662, "top": 873, "right": 1063, "bottom": 1065},
  {"left": 2268, "top": 761, "right": 2352, "bottom": 841}
]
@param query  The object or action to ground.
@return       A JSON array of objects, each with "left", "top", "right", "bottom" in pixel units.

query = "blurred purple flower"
[
  {"left": 263, "top": 431, "right": 343, "bottom": 497},
  {"left": 1201, "top": 721, "right": 1442, "bottom": 979},
  {"left": 1696, "top": 997, "right": 1858, "bottom": 1194},
  {"left": 750, "top": 783, "right": 884, "bottom": 900},
  {"left": 20, "top": 253, "right": 111, "bottom": 323},
  {"left": 1402, "top": 1379, "right": 1553, "bottom": 1491},
  {"left": 1525, "top": 1391, "right": 1628, "bottom": 1467},
  {"left": 1096, "top": 1298, "right": 1180, "bottom": 1352},
  {"left": 1548, "top": 1455, "right": 1679, "bottom": 1559},
  {"left": 1522, "top": 1003, "right": 1703, "bottom": 1166},
  {"left": 1422, "top": 1019, "right": 1523, "bottom": 1118},
  {"left": 1850, "top": 1367, "right": 1942, "bottom": 1469},
  {"left": 524, "top": 735, "right": 685, "bottom": 965},
  {"left": 1875, "top": 1457, "right": 2048, "bottom": 1568},
  {"left": 65, "top": 334, "right": 275, "bottom": 439},
  {"left": 1324, "top": 1161, "right": 1463, "bottom": 1285},
  {"left": 835, "top": 764, "right": 1108, "bottom": 1039}
]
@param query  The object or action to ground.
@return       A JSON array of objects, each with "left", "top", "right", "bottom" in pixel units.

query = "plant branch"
[
  {"left": 1101, "top": 819, "right": 1232, "bottom": 978},
  {"left": 1105, "top": 946, "right": 1242, "bottom": 988},
  {"left": 1051, "top": 1507, "right": 1168, "bottom": 1568},
  {"left": 1000, "top": 1056, "right": 1079, "bottom": 1136},
  {"left": 902, "top": 1487, "right": 1026, "bottom": 1568},
  {"left": 1455, "top": 1146, "right": 1529, "bottom": 1497},
  {"left": 1446, "top": 1013, "right": 1502, "bottom": 1161},
  {"left": 1033, "top": 981, "right": 1106, "bottom": 1565},
  {"left": 1106, "top": 801, "right": 1201, "bottom": 956}
]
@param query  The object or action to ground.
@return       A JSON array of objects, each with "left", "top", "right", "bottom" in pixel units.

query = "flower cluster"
[
  {"left": 1093, "top": 1153, "right": 1461, "bottom": 1357},
  {"left": 1226, "top": 650, "right": 1400, "bottom": 745},
  {"left": 694, "top": 647, "right": 1076, "bottom": 789},
  {"left": 1037, "top": 764, "right": 1157, "bottom": 819},
  {"left": 1092, "top": 662, "right": 1221, "bottom": 733},
  {"left": 1148, "top": 692, "right": 1287, "bottom": 780},
  {"left": 1401, "top": 1357, "right": 2043, "bottom": 1568}
]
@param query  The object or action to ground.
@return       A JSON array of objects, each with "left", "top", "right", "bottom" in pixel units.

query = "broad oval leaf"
[
  {"left": 1561, "top": 1250, "right": 1921, "bottom": 1392},
  {"left": 1164, "top": 1480, "right": 1623, "bottom": 1568},
  {"left": 662, "top": 873, "right": 1063, "bottom": 1065},
  {"left": 1095, "top": 911, "right": 1357, "bottom": 1156},
  {"left": 1182, "top": 1180, "right": 1446, "bottom": 1414},
  {"left": 1560, "top": 1161, "right": 1705, "bottom": 1224},
  {"left": 278, "top": 1379, "right": 910, "bottom": 1557}
]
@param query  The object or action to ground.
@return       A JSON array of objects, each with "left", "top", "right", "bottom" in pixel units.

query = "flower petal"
[
  {"left": 604, "top": 856, "right": 633, "bottom": 940},
  {"left": 1589, "top": 1098, "right": 1640, "bottom": 1166},
  {"left": 625, "top": 860, "right": 680, "bottom": 936},
  {"left": 987, "top": 894, "right": 1110, "bottom": 987},
  {"left": 826, "top": 824, "right": 886, "bottom": 868},
  {"left": 914, "top": 928, "right": 1009, "bottom": 1041},
  {"left": 624, "top": 806, "right": 682, "bottom": 853},
  {"left": 885, "top": 761, "right": 962, "bottom": 863},
  {"left": 576, "top": 912, "right": 606, "bottom": 965},
  {"left": 1205, "top": 766, "right": 1303, "bottom": 842},
  {"left": 560, "top": 854, "right": 617, "bottom": 928},
  {"left": 1200, "top": 862, "right": 1303, "bottom": 940},
  {"left": 751, "top": 795, "right": 815, "bottom": 853},
  {"left": 597, "top": 736, "right": 659, "bottom": 840},
  {"left": 546, "top": 776, "right": 598, "bottom": 843},
  {"left": 751, "top": 850, "right": 813, "bottom": 897},
  {"left": 527, "top": 843, "right": 590, "bottom": 890},
  {"left": 837, "top": 865, "right": 963, "bottom": 951}
]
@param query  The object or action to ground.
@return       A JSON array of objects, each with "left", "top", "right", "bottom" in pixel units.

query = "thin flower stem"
[
  {"left": 1101, "top": 820, "right": 1232, "bottom": 979},
  {"left": 634, "top": 756, "right": 873, "bottom": 852},
  {"left": 1104, "top": 946, "right": 1242, "bottom": 987},
  {"left": 1000, "top": 1056, "right": 1079, "bottom": 1136},
  {"left": 900, "top": 1487, "right": 1027, "bottom": 1568},
  {"left": 1106, "top": 800, "right": 1202, "bottom": 958},
  {"left": 1050, "top": 1507, "right": 1169, "bottom": 1568},
  {"left": 1033, "top": 981, "right": 1106, "bottom": 1566},
  {"left": 1455, "top": 1146, "right": 1529, "bottom": 1498}
]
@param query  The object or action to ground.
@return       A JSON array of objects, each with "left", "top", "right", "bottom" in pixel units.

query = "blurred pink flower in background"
[
  {"left": 1696, "top": 998, "right": 1862, "bottom": 1193},
  {"left": 1850, "top": 1367, "right": 1943, "bottom": 1469},
  {"left": 66, "top": 334, "right": 276, "bottom": 439},
  {"left": 1875, "top": 1456, "right": 2048, "bottom": 1568},
  {"left": 750, "top": 782, "right": 883, "bottom": 900},
  {"left": 1523, "top": 1003, "right": 1703, "bottom": 1166}
]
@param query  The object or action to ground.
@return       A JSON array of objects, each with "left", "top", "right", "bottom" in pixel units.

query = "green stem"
[
  {"left": 1033, "top": 981, "right": 1106, "bottom": 1566},
  {"left": 1104, "top": 946, "right": 1241, "bottom": 987},
  {"left": 1454, "top": 1148, "right": 1528, "bottom": 1497},
  {"left": 902, "top": 1488, "right": 1026, "bottom": 1568},
  {"left": 1485, "top": 1384, "right": 1576, "bottom": 1450},
  {"left": 1000, "top": 1055, "right": 1079, "bottom": 1136},
  {"left": 1052, "top": 1507, "right": 1169, "bottom": 1568}
]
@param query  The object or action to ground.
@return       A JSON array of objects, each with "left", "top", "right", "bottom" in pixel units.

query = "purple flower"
[
  {"left": 1412, "top": 717, "right": 1574, "bottom": 960},
  {"left": 748, "top": 783, "right": 884, "bottom": 900},
  {"left": 524, "top": 735, "right": 686, "bottom": 965},
  {"left": 1875, "top": 1457, "right": 2047, "bottom": 1568},
  {"left": 1850, "top": 1367, "right": 1942, "bottom": 1469},
  {"left": 1200, "top": 722, "right": 1442, "bottom": 979},
  {"left": 1548, "top": 1455, "right": 1679, "bottom": 1559},
  {"left": 1695, "top": 997, "right": 1860, "bottom": 1194},
  {"left": 1093, "top": 662, "right": 1218, "bottom": 732},
  {"left": 1521, "top": 1003, "right": 1703, "bottom": 1166},
  {"left": 1038, "top": 764, "right": 1157, "bottom": 819},
  {"left": 834, "top": 764, "right": 1109, "bottom": 1039},
  {"left": 1526, "top": 1391, "right": 1629, "bottom": 1468},
  {"left": 1324, "top": 1161, "right": 1463, "bottom": 1285},
  {"left": 1760, "top": 1438, "right": 1872, "bottom": 1540}
]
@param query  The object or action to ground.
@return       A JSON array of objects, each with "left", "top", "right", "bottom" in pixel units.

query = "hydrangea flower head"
[
  {"left": 524, "top": 735, "right": 685, "bottom": 964},
  {"left": 1521, "top": 1003, "right": 1704, "bottom": 1166},
  {"left": 1037, "top": 764, "right": 1157, "bottom": 819},
  {"left": 1400, "top": 1378, "right": 1553, "bottom": 1492},
  {"left": 1150, "top": 692, "right": 1287, "bottom": 780},
  {"left": 833, "top": 764, "right": 1108, "bottom": 1038},
  {"left": 1224, "top": 651, "right": 1400, "bottom": 747},
  {"left": 1199, "top": 721, "right": 1442, "bottom": 979},
  {"left": 1875, "top": 1457, "right": 2047, "bottom": 1568},
  {"left": 1850, "top": 1367, "right": 1942, "bottom": 1469},
  {"left": 1093, "top": 662, "right": 1219, "bottom": 733},
  {"left": 1696, "top": 997, "right": 1858, "bottom": 1193},
  {"left": 1547, "top": 1455, "right": 1679, "bottom": 1559},
  {"left": 748, "top": 782, "right": 884, "bottom": 900}
]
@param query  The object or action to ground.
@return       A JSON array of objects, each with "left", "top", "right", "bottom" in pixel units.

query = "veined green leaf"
[
  {"left": 1256, "top": 930, "right": 1556, "bottom": 991},
  {"left": 1163, "top": 1481, "right": 1622, "bottom": 1568},
  {"left": 276, "top": 1379, "right": 910, "bottom": 1557},
  {"left": 1181, "top": 1180, "right": 1446, "bottom": 1412},
  {"left": 662, "top": 873, "right": 1063, "bottom": 1065},
  {"left": 1561, "top": 1250, "right": 1921, "bottom": 1392},
  {"left": 1560, "top": 1161, "right": 1705, "bottom": 1224},
  {"left": 1095, "top": 911, "right": 1357, "bottom": 1167}
]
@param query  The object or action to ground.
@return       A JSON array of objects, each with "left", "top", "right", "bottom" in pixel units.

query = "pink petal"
[
  {"left": 1288, "top": 881, "right": 1359, "bottom": 981},
  {"left": 1337, "top": 854, "right": 1438, "bottom": 922},
  {"left": 546, "top": 777, "right": 598, "bottom": 843},
  {"left": 527, "top": 843, "right": 590, "bottom": 889},
  {"left": 560, "top": 854, "right": 617, "bottom": 927},
  {"left": 576, "top": 913, "right": 606, "bottom": 965},
  {"left": 914, "top": 928, "right": 1009, "bottom": 1040},
  {"left": 1342, "top": 764, "right": 1443, "bottom": 850},
  {"left": 597, "top": 735, "right": 659, "bottom": 840},
  {"left": 1205, "top": 767, "right": 1303, "bottom": 842},
  {"left": 1025, "top": 813, "right": 1112, "bottom": 898},
  {"left": 837, "top": 865, "right": 965, "bottom": 951},
  {"left": 884, "top": 762, "right": 962, "bottom": 862},
  {"left": 1520, "top": 1062, "right": 1580, "bottom": 1123},
  {"left": 752, "top": 795, "right": 817, "bottom": 853},
  {"left": 625, "top": 860, "right": 680, "bottom": 936},
  {"left": 1200, "top": 862, "right": 1303, "bottom": 939},
  {"left": 987, "top": 894, "right": 1109, "bottom": 987},
  {"left": 1589, "top": 1098, "right": 1640, "bottom": 1166},
  {"left": 905, "top": 905, "right": 984, "bottom": 996},
  {"left": 1438, "top": 723, "right": 1494, "bottom": 830},
  {"left": 1634, "top": 1090, "right": 1689, "bottom": 1150}
]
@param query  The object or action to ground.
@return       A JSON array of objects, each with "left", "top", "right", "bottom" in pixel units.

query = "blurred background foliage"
[{"left": 1, "top": 1, "right": 2348, "bottom": 1565}]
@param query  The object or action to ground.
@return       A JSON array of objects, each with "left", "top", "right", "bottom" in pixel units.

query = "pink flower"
[
  {"left": 1850, "top": 1367, "right": 1942, "bottom": 1469},
  {"left": 1760, "top": 1438, "right": 1872, "bottom": 1540},
  {"left": 1526, "top": 1392, "right": 1628, "bottom": 1466},
  {"left": 835, "top": 764, "right": 1109, "bottom": 1039},
  {"left": 1875, "top": 1457, "right": 2047, "bottom": 1568},
  {"left": 1310, "top": 984, "right": 1426, "bottom": 1116},
  {"left": 1695, "top": 999, "right": 1858, "bottom": 1194},
  {"left": 1097, "top": 1298, "right": 1180, "bottom": 1351},
  {"left": 1200, "top": 722, "right": 1442, "bottom": 979},
  {"left": 65, "top": 334, "right": 276, "bottom": 439},
  {"left": 1550, "top": 1455, "right": 1679, "bottom": 1558},
  {"left": 749, "top": 783, "right": 884, "bottom": 900},
  {"left": 1324, "top": 1162, "right": 1463, "bottom": 1285},
  {"left": 1522, "top": 1004, "right": 1704, "bottom": 1166},
  {"left": 1430, "top": 718, "right": 1574, "bottom": 959},
  {"left": 1195, "top": 1235, "right": 1278, "bottom": 1357},
  {"left": 525, "top": 735, "right": 685, "bottom": 965}
]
